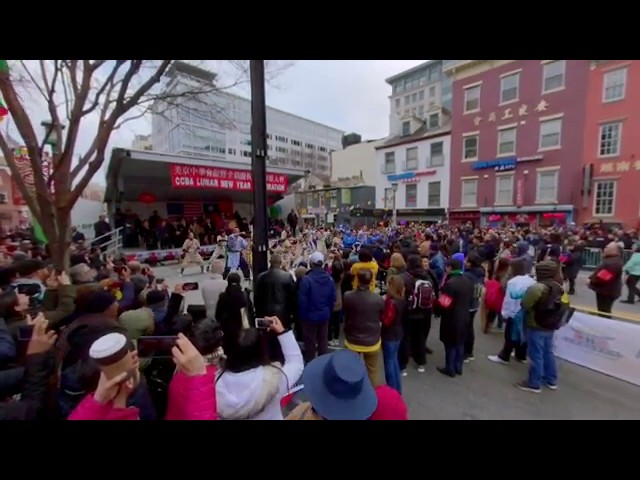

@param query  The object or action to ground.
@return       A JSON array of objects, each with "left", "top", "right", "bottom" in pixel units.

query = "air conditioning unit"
[{"left": 0, "top": 193, "right": 7, "bottom": 204}]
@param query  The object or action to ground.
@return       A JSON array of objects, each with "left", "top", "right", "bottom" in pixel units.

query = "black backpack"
[{"left": 533, "top": 285, "right": 571, "bottom": 330}]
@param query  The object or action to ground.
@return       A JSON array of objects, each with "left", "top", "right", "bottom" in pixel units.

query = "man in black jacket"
[
  {"left": 436, "top": 258, "right": 474, "bottom": 378},
  {"left": 254, "top": 254, "right": 296, "bottom": 329}
]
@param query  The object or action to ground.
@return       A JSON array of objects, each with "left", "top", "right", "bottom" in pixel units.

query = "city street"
[{"left": 154, "top": 264, "right": 640, "bottom": 420}]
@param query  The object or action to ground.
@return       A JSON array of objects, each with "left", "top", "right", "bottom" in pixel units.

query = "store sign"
[
  {"left": 387, "top": 169, "right": 437, "bottom": 183},
  {"left": 516, "top": 179, "right": 524, "bottom": 207},
  {"left": 170, "top": 163, "right": 288, "bottom": 193},
  {"left": 449, "top": 211, "right": 479, "bottom": 220},
  {"left": 543, "top": 212, "right": 567, "bottom": 219},
  {"left": 472, "top": 158, "right": 516, "bottom": 171}
]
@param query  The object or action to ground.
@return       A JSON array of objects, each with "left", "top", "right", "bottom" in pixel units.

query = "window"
[
  {"left": 428, "top": 113, "right": 439, "bottom": 129},
  {"left": 500, "top": 72, "right": 520, "bottom": 104},
  {"left": 495, "top": 174, "right": 514, "bottom": 204},
  {"left": 536, "top": 170, "right": 559, "bottom": 203},
  {"left": 429, "top": 141, "right": 444, "bottom": 167},
  {"left": 394, "top": 98, "right": 400, "bottom": 109},
  {"left": 461, "top": 179, "right": 478, "bottom": 207},
  {"left": 464, "top": 85, "right": 481, "bottom": 113},
  {"left": 593, "top": 181, "right": 616, "bottom": 216},
  {"left": 417, "top": 105, "right": 424, "bottom": 117},
  {"left": 384, "top": 152, "right": 396, "bottom": 173},
  {"left": 429, "top": 85, "right": 436, "bottom": 98},
  {"left": 401, "top": 121, "right": 411, "bottom": 136},
  {"left": 498, "top": 127, "right": 516, "bottom": 156},
  {"left": 404, "top": 96, "right": 410, "bottom": 106},
  {"left": 427, "top": 181, "right": 441, "bottom": 207},
  {"left": 463, "top": 135, "right": 479, "bottom": 160},
  {"left": 405, "top": 184, "right": 418, "bottom": 208},
  {"left": 418, "top": 90, "right": 425, "bottom": 101},
  {"left": 384, "top": 188, "right": 394, "bottom": 209},
  {"left": 603, "top": 68, "right": 627, "bottom": 102},
  {"left": 329, "top": 190, "right": 338, "bottom": 208},
  {"left": 542, "top": 60, "right": 566, "bottom": 93},
  {"left": 341, "top": 188, "right": 351, "bottom": 204},
  {"left": 405, "top": 147, "right": 418, "bottom": 170},
  {"left": 411, "top": 93, "right": 418, "bottom": 103},
  {"left": 539, "top": 118, "right": 563, "bottom": 149},
  {"left": 599, "top": 122, "right": 622, "bottom": 157}
]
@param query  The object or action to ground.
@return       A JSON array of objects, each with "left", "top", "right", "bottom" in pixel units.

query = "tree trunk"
[{"left": 50, "top": 208, "right": 71, "bottom": 271}]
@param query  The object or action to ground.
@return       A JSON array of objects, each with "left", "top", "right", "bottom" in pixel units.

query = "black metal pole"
[{"left": 250, "top": 60, "right": 269, "bottom": 289}]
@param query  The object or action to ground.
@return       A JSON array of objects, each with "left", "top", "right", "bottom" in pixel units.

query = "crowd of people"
[{"left": 0, "top": 209, "right": 637, "bottom": 420}]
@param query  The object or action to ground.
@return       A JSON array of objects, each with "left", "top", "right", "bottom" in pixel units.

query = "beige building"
[
  {"left": 131, "top": 134, "right": 153, "bottom": 151},
  {"left": 330, "top": 138, "right": 385, "bottom": 187}
]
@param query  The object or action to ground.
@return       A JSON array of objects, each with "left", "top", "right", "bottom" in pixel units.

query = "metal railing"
[
  {"left": 582, "top": 247, "right": 633, "bottom": 270},
  {"left": 92, "top": 227, "right": 123, "bottom": 258}
]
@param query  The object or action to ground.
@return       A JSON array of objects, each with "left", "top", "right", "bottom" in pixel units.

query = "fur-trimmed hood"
[{"left": 215, "top": 363, "right": 286, "bottom": 420}]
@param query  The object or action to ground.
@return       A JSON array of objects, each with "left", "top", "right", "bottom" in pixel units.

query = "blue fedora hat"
[{"left": 302, "top": 349, "right": 377, "bottom": 420}]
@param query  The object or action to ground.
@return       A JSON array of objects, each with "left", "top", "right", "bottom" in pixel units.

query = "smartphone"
[
  {"left": 255, "top": 318, "right": 273, "bottom": 329},
  {"left": 136, "top": 336, "right": 178, "bottom": 358},
  {"left": 18, "top": 325, "right": 34, "bottom": 341},
  {"left": 181, "top": 282, "right": 199, "bottom": 292},
  {"left": 16, "top": 283, "right": 42, "bottom": 297}
]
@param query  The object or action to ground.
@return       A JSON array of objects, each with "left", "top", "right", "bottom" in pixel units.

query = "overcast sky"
[
  {"left": 5, "top": 60, "right": 427, "bottom": 184},
  {"left": 112, "top": 60, "right": 427, "bottom": 147}
]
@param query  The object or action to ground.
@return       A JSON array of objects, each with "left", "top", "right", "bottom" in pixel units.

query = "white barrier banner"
[{"left": 554, "top": 311, "right": 640, "bottom": 387}]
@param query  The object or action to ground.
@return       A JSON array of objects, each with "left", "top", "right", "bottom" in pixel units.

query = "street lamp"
[{"left": 391, "top": 182, "right": 398, "bottom": 227}]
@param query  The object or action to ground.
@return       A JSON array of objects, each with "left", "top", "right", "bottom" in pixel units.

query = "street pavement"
[{"left": 153, "top": 264, "right": 640, "bottom": 420}]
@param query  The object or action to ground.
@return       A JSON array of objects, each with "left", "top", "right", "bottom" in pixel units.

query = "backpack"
[
  {"left": 484, "top": 279, "right": 504, "bottom": 313},
  {"left": 381, "top": 296, "right": 397, "bottom": 328},
  {"left": 408, "top": 276, "right": 434, "bottom": 310},
  {"left": 533, "top": 284, "right": 571, "bottom": 330}
]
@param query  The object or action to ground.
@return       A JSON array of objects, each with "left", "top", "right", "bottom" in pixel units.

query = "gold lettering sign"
[
  {"left": 616, "top": 161, "right": 631, "bottom": 172},
  {"left": 488, "top": 112, "right": 496, "bottom": 122},
  {"left": 600, "top": 162, "right": 614, "bottom": 173},
  {"left": 502, "top": 108, "right": 513, "bottom": 120}
]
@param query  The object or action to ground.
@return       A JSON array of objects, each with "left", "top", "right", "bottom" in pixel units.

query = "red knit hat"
[{"left": 369, "top": 386, "right": 408, "bottom": 420}]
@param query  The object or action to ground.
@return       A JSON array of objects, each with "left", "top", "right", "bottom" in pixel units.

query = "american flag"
[{"left": 183, "top": 202, "right": 203, "bottom": 217}]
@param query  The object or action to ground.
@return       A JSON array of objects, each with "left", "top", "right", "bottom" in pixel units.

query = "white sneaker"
[
  {"left": 488, "top": 355, "right": 509, "bottom": 365},
  {"left": 417, "top": 366, "right": 425, "bottom": 373},
  {"left": 401, "top": 370, "right": 408, "bottom": 377}
]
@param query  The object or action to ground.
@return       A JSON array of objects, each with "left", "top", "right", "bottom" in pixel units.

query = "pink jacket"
[{"left": 69, "top": 366, "right": 217, "bottom": 421}]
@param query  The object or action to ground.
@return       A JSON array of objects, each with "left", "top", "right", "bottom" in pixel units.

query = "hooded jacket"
[
  {"left": 298, "top": 267, "right": 336, "bottom": 322},
  {"left": 514, "top": 241, "right": 533, "bottom": 274},
  {"left": 215, "top": 331, "right": 303, "bottom": 420},
  {"left": 522, "top": 260, "right": 564, "bottom": 330}
]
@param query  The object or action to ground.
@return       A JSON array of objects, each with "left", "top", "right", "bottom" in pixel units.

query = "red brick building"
[
  {"left": 445, "top": 60, "right": 590, "bottom": 227},
  {"left": 579, "top": 60, "right": 640, "bottom": 229}
]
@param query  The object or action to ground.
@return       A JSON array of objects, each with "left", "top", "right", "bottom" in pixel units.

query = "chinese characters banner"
[{"left": 170, "top": 163, "right": 288, "bottom": 193}]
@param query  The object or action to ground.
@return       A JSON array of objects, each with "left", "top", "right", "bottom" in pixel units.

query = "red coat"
[{"left": 68, "top": 366, "right": 217, "bottom": 421}]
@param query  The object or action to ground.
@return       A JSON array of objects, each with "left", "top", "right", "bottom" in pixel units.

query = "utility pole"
[{"left": 250, "top": 60, "right": 269, "bottom": 289}]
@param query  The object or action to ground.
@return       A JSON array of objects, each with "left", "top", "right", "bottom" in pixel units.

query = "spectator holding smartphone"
[{"left": 68, "top": 333, "right": 216, "bottom": 420}]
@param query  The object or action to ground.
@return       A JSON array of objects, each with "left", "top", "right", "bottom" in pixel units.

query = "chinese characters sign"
[
  {"left": 473, "top": 100, "right": 550, "bottom": 126},
  {"left": 170, "top": 163, "right": 288, "bottom": 193},
  {"left": 599, "top": 160, "right": 639, "bottom": 174}
]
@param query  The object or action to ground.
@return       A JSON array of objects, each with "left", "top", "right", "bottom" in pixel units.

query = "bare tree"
[{"left": 0, "top": 59, "right": 293, "bottom": 267}]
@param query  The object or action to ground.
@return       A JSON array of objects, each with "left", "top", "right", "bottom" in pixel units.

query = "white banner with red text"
[{"left": 554, "top": 311, "right": 640, "bottom": 387}]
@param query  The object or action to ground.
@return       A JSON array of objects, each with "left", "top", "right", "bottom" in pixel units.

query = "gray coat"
[{"left": 201, "top": 274, "right": 228, "bottom": 320}]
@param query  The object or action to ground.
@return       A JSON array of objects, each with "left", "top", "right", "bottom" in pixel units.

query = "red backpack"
[
  {"left": 484, "top": 279, "right": 504, "bottom": 313},
  {"left": 382, "top": 297, "right": 397, "bottom": 328}
]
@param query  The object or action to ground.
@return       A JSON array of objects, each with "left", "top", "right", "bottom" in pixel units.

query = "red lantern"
[{"left": 138, "top": 192, "right": 157, "bottom": 204}]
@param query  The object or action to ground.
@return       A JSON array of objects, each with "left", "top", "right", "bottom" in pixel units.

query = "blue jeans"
[
  {"left": 382, "top": 340, "right": 402, "bottom": 393},
  {"left": 445, "top": 343, "right": 465, "bottom": 375},
  {"left": 527, "top": 329, "right": 558, "bottom": 389}
]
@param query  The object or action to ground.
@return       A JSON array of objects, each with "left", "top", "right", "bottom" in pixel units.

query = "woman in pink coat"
[{"left": 68, "top": 333, "right": 217, "bottom": 421}]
